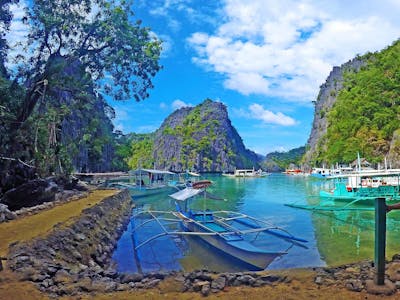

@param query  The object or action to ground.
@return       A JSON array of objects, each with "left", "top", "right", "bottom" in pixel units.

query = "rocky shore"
[
  {"left": 6, "top": 189, "right": 133, "bottom": 297},
  {"left": 3, "top": 188, "right": 400, "bottom": 298}
]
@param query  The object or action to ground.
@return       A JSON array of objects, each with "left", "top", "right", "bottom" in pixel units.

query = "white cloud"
[
  {"left": 248, "top": 103, "right": 296, "bottom": 126},
  {"left": 188, "top": 0, "right": 400, "bottom": 103},
  {"left": 137, "top": 125, "right": 158, "bottom": 133},
  {"left": 172, "top": 99, "right": 193, "bottom": 110},
  {"left": 159, "top": 102, "right": 167, "bottom": 109},
  {"left": 6, "top": 1, "right": 30, "bottom": 68},
  {"left": 115, "top": 123, "right": 124, "bottom": 132}
]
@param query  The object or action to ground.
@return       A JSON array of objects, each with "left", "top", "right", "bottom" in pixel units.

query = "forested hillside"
[
  {"left": 263, "top": 147, "right": 306, "bottom": 172},
  {"left": 304, "top": 40, "right": 400, "bottom": 167}
]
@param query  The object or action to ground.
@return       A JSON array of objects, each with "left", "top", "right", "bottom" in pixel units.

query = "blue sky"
[{"left": 8, "top": 0, "right": 400, "bottom": 155}]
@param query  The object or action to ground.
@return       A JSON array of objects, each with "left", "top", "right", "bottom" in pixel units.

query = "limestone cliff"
[
  {"left": 302, "top": 58, "right": 365, "bottom": 168},
  {"left": 152, "top": 99, "right": 261, "bottom": 172}
]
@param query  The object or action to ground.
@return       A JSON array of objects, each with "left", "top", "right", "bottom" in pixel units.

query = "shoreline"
[{"left": 1, "top": 188, "right": 400, "bottom": 298}]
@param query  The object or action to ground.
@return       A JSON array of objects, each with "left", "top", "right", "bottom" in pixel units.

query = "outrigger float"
[{"left": 131, "top": 180, "right": 307, "bottom": 270}]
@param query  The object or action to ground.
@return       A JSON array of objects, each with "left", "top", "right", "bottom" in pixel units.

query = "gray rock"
[
  {"left": 236, "top": 274, "right": 254, "bottom": 285},
  {"left": 315, "top": 276, "right": 323, "bottom": 285},
  {"left": 130, "top": 282, "right": 144, "bottom": 289},
  {"left": 120, "top": 273, "right": 143, "bottom": 283},
  {"left": 5, "top": 210, "right": 16, "bottom": 220},
  {"left": 144, "top": 279, "right": 161, "bottom": 289},
  {"left": 211, "top": 276, "right": 226, "bottom": 291},
  {"left": 53, "top": 270, "right": 73, "bottom": 284},
  {"left": 192, "top": 280, "right": 210, "bottom": 292},
  {"left": 72, "top": 250, "right": 82, "bottom": 260},
  {"left": 201, "top": 282, "right": 211, "bottom": 296},
  {"left": 16, "top": 255, "right": 31, "bottom": 263},
  {"left": 116, "top": 283, "right": 130, "bottom": 291},
  {"left": 41, "top": 278, "right": 54, "bottom": 288},
  {"left": 345, "top": 279, "right": 364, "bottom": 292},
  {"left": 74, "top": 233, "right": 86, "bottom": 241},
  {"left": 259, "top": 275, "right": 281, "bottom": 283},
  {"left": 104, "top": 268, "right": 118, "bottom": 279}
]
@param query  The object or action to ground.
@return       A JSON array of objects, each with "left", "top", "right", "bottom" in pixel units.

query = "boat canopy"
[
  {"left": 169, "top": 187, "right": 203, "bottom": 201},
  {"left": 129, "top": 168, "right": 176, "bottom": 176},
  {"left": 187, "top": 171, "right": 201, "bottom": 177},
  {"left": 329, "top": 170, "right": 400, "bottom": 179}
]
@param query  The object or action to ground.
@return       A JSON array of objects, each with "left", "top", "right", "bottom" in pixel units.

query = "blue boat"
[
  {"left": 132, "top": 183, "right": 307, "bottom": 270},
  {"left": 286, "top": 170, "right": 400, "bottom": 212},
  {"left": 319, "top": 170, "right": 400, "bottom": 203}
]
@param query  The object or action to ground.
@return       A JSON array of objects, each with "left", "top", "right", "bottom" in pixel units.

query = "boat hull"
[
  {"left": 178, "top": 214, "right": 284, "bottom": 270},
  {"left": 319, "top": 183, "right": 400, "bottom": 203}
]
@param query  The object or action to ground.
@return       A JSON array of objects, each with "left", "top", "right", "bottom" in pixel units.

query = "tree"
[
  {"left": 14, "top": 0, "right": 162, "bottom": 128},
  {"left": 0, "top": 0, "right": 18, "bottom": 76}
]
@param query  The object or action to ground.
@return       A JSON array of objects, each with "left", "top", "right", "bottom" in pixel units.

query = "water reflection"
[{"left": 112, "top": 174, "right": 400, "bottom": 273}]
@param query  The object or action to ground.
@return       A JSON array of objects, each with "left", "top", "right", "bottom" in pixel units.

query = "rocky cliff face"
[
  {"left": 303, "top": 58, "right": 365, "bottom": 168},
  {"left": 46, "top": 55, "right": 117, "bottom": 173},
  {"left": 152, "top": 99, "right": 261, "bottom": 172}
]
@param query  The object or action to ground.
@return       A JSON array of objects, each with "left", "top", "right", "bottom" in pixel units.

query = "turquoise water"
[{"left": 112, "top": 173, "right": 400, "bottom": 273}]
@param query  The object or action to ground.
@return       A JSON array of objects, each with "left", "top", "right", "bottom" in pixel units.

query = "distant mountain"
[
  {"left": 263, "top": 146, "right": 306, "bottom": 172},
  {"left": 130, "top": 99, "right": 262, "bottom": 172},
  {"left": 303, "top": 39, "right": 400, "bottom": 168}
]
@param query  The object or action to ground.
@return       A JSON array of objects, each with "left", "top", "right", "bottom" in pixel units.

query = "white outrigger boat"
[
  {"left": 131, "top": 181, "right": 307, "bottom": 270},
  {"left": 222, "top": 168, "right": 270, "bottom": 178}
]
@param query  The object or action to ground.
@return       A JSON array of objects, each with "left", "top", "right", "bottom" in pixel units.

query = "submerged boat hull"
[{"left": 178, "top": 213, "right": 285, "bottom": 270}]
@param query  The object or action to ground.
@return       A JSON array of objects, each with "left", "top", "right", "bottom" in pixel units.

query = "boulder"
[{"left": 1, "top": 179, "right": 58, "bottom": 210}]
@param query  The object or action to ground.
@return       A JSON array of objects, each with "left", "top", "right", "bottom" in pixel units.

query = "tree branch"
[{"left": 0, "top": 156, "right": 35, "bottom": 168}]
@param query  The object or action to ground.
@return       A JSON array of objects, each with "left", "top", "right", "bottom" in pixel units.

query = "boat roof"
[
  {"left": 129, "top": 168, "right": 175, "bottom": 175},
  {"left": 329, "top": 169, "right": 400, "bottom": 179},
  {"left": 169, "top": 187, "right": 203, "bottom": 201},
  {"left": 187, "top": 171, "right": 201, "bottom": 177}
]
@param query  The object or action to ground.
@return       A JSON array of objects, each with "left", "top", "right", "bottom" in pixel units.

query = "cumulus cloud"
[
  {"left": 248, "top": 103, "right": 296, "bottom": 126},
  {"left": 235, "top": 103, "right": 296, "bottom": 126},
  {"left": 172, "top": 99, "right": 193, "bottom": 110},
  {"left": 187, "top": 0, "right": 400, "bottom": 103}
]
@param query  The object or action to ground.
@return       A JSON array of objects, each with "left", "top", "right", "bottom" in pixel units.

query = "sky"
[{"left": 7, "top": 0, "right": 400, "bottom": 155}]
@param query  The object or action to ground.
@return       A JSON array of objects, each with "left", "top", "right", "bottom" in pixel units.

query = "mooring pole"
[{"left": 375, "top": 197, "right": 386, "bottom": 285}]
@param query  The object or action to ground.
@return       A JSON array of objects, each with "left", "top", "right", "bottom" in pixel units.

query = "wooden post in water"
[{"left": 374, "top": 197, "right": 386, "bottom": 285}]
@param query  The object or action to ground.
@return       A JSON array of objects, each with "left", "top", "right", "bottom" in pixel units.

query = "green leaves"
[{"left": 319, "top": 40, "right": 400, "bottom": 164}]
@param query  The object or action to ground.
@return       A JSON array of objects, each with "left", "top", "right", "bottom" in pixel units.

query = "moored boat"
[
  {"left": 108, "top": 168, "right": 176, "bottom": 197},
  {"left": 319, "top": 170, "right": 400, "bottom": 203},
  {"left": 131, "top": 183, "right": 307, "bottom": 270},
  {"left": 222, "top": 168, "right": 270, "bottom": 178}
]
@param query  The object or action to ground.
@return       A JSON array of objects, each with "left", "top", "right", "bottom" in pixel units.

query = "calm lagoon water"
[{"left": 112, "top": 173, "right": 400, "bottom": 273}]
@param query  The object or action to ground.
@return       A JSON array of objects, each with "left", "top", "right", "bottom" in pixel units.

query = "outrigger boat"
[
  {"left": 108, "top": 168, "right": 176, "bottom": 197},
  {"left": 168, "top": 170, "right": 202, "bottom": 190},
  {"left": 286, "top": 170, "right": 400, "bottom": 212},
  {"left": 131, "top": 181, "right": 307, "bottom": 270},
  {"left": 222, "top": 168, "right": 270, "bottom": 178}
]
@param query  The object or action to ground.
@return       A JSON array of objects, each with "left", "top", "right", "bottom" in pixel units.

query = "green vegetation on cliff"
[
  {"left": 264, "top": 146, "right": 306, "bottom": 171},
  {"left": 315, "top": 40, "right": 400, "bottom": 165},
  {"left": 125, "top": 133, "right": 155, "bottom": 169},
  {"left": 161, "top": 101, "right": 219, "bottom": 170}
]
